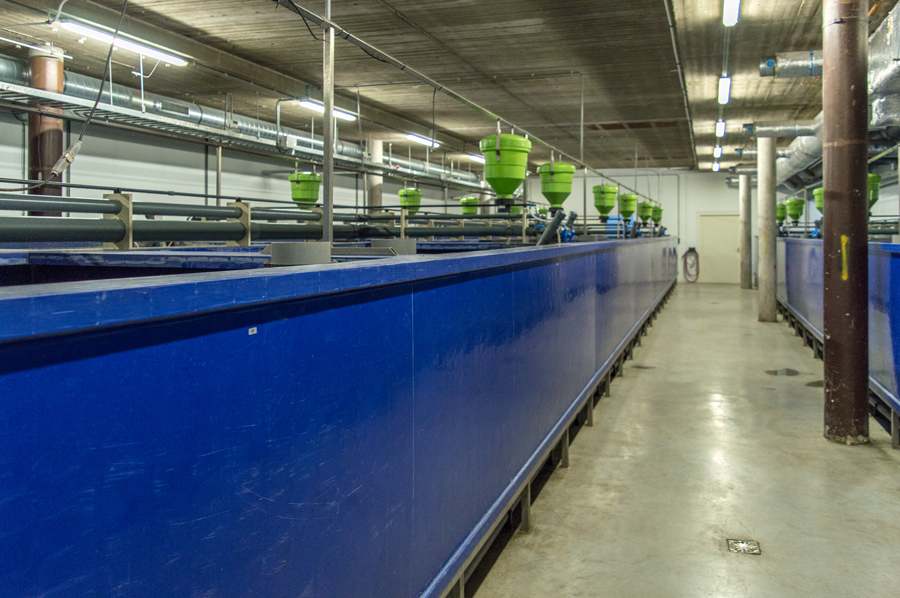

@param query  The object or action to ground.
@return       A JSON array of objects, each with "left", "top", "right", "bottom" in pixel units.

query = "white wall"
[
  {"left": 526, "top": 168, "right": 762, "bottom": 282},
  {"left": 0, "top": 111, "right": 460, "bottom": 217}
]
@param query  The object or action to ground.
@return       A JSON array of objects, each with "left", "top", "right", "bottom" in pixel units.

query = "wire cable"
[
  {"left": 0, "top": 0, "right": 130, "bottom": 192},
  {"left": 682, "top": 247, "right": 700, "bottom": 283}
]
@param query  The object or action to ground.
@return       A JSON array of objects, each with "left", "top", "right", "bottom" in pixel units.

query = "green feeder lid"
[
  {"left": 289, "top": 172, "right": 322, "bottom": 204},
  {"left": 479, "top": 134, "right": 532, "bottom": 198}
]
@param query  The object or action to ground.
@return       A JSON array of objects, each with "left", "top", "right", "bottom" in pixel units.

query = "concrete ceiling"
[{"left": 0, "top": 0, "right": 895, "bottom": 172}]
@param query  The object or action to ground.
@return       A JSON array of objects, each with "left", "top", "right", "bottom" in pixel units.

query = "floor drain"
[
  {"left": 727, "top": 539, "right": 761, "bottom": 555},
  {"left": 764, "top": 368, "right": 799, "bottom": 376}
]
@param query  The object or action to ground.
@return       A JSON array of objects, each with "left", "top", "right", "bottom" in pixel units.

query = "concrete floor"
[{"left": 476, "top": 284, "right": 900, "bottom": 598}]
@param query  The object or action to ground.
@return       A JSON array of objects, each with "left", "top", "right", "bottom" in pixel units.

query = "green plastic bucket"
[
  {"left": 399, "top": 188, "right": 422, "bottom": 215},
  {"left": 786, "top": 198, "right": 804, "bottom": 222},
  {"left": 652, "top": 206, "right": 663, "bottom": 224},
  {"left": 289, "top": 172, "right": 322, "bottom": 204},
  {"left": 869, "top": 173, "right": 882, "bottom": 210},
  {"left": 537, "top": 162, "right": 576, "bottom": 209},
  {"left": 637, "top": 201, "right": 654, "bottom": 223},
  {"left": 479, "top": 134, "right": 532, "bottom": 199},
  {"left": 593, "top": 184, "right": 618, "bottom": 216},
  {"left": 776, "top": 204, "right": 787, "bottom": 224},
  {"left": 460, "top": 196, "right": 479, "bottom": 215},
  {"left": 813, "top": 188, "right": 824, "bottom": 213},
  {"left": 619, "top": 194, "right": 638, "bottom": 220}
]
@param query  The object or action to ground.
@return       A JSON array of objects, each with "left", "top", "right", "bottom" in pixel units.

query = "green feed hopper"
[
  {"left": 786, "top": 198, "right": 804, "bottom": 223},
  {"left": 652, "top": 206, "right": 663, "bottom": 224},
  {"left": 508, "top": 205, "right": 522, "bottom": 216},
  {"left": 813, "top": 188, "right": 824, "bottom": 213},
  {"left": 618, "top": 194, "right": 638, "bottom": 220},
  {"left": 399, "top": 188, "right": 422, "bottom": 215},
  {"left": 479, "top": 134, "right": 532, "bottom": 201},
  {"left": 637, "top": 201, "right": 654, "bottom": 223},
  {"left": 776, "top": 203, "right": 787, "bottom": 224},
  {"left": 593, "top": 184, "right": 618, "bottom": 219},
  {"left": 869, "top": 173, "right": 882, "bottom": 210},
  {"left": 539, "top": 207, "right": 549, "bottom": 217},
  {"left": 289, "top": 172, "right": 322, "bottom": 205},
  {"left": 460, "top": 196, "right": 479, "bottom": 215},
  {"left": 537, "top": 162, "right": 576, "bottom": 210}
]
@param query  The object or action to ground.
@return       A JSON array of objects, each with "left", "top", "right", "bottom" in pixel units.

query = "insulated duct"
[
  {"left": 759, "top": 51, "right": 823, "bottom": 78},
  {"left": 0, "top": 56, "right": 479, "bottom": 185},
  {"left": 749, "top": 114, "right": 821, "bottom": 138},
  {"left": 735, "top": 148, "right": 789, "bottom": 159}
]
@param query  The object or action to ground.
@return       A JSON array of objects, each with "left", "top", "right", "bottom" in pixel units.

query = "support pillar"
[
  {"left": 822, "top": 0, "right": 869, "bottom": 444},
  {"left": 757, "top": 137, "right": 777, "bottom": 322},
  {"left": 28, "top": 49, "right": 64, "bottom": 215},
  {"left": 739, "top": 174, "right": 753, "bottom": 289},
  {"left": 367, "top": 136, "right": 383, "bottom": 211}
]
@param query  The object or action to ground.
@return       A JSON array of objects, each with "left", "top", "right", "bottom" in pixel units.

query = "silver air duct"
[
  {"left": 759, "top": 51, "right": 823, "bottom": 78},
  {"left": 751, "top": 119, "right": 819, "bottom": 138},
  {"left": 0, "top": 56, "right": 479, "bottom": 185}
]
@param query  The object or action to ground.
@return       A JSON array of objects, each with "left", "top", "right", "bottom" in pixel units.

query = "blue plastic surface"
[
  {"left": 0, "top": 238, "right": 676, "bottom": 598},
  {"left": 777, "top": 238, "right": 900, "bottom": 413}
]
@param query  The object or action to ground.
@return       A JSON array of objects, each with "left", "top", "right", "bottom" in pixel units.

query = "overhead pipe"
[
  {"left": 735, "top": 148, "right": 789, "bottom": 159},
  {"left": 749, "top": 115, "right": 821, "bottom": 138},
  {"left": 759, "top": 51, "right": 823, "bottom": 78},
  {"left": 0, "top": 56, "right": 479, "bottom": 186}
]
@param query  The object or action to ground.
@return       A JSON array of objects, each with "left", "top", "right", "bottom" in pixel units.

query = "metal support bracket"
[
  {"left": 560, "top": 429, "right": 570, "bottom": 468},
  {"left": 102, "top": 193, "right": 132, "bottom": 250},
  {"left": 400, "top": 207, "right": 407, "bottom": 239},
  {"left": 227, "top": 201, "right": 251, "bottom": 247},
  {"left": 892, "top": 409, "right": 899, "bottom": 450},
  {"left": 519, "top": 481, "right": 533, "bottom": 533}
]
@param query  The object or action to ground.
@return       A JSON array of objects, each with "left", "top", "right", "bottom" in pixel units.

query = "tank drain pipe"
[{"left": 536, "top": 210, "right": 566, "bottom": 246}]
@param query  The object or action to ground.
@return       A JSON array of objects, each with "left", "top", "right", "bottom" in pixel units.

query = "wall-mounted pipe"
[
  {"left": 759, "top": 51, "right": 823, "bottom": 78},
  {"left": 0, "top": 56, "right": 479, "bottom": 186}
]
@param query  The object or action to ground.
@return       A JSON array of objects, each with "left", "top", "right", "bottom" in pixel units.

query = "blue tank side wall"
[{"left": 0, "top": 239, "right": 676, "bottom": 598}]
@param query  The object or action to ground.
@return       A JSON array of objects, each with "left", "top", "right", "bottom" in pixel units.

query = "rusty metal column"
[
  {"left": 822, "top": 0, "right": 869, "bottom": 444},
  {"left": 739, "top": 174, "right": 752, "bottom": 289},
  {"left": 28, "top": 49, "right": 64, "bottom": 216},
  {"left": 321, "top": 0, "right": 335, "bottom": 244},
  {"left": 757, "top": 137, "right": 777, "bottom": 321}
]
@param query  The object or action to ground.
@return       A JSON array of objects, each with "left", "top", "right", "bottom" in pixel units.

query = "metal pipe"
[
  {"left": 823, "top": 0, "right": 870, "bottom": 444},
  {"left": 757, "top": 137, "right": 777, "bottom": 322},
  {"left": 739, "top": 174, "right": 752, "bottom": 289},
  {"left": 753, "top": 120, "right": 819, "bottom": 138},
  {"left": 662, "top": 0, "right": 698, "bottom": 167},
  {"left": 536, "top": 210, "right": 566, "bottom": 246},
  {"left": 27, "top": 48, "right": 64, "bottom": 213},
  {"left": 215, "top": 146, "right": 222, "bottom": 207},
  {"left": 322, "top": 4, "right": 335, "bottom": 244},
  {"left": 759, "top": 51, "right": 823, "bottom": 78},
  {"left": 0, "top": 194, "right": 120, "bottom": 214},
  {"left": 0, "top": 216, "right": 124, "bottom": 242}
]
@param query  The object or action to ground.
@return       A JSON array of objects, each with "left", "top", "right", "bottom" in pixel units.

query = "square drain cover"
[{"left": 727, "top": 539, "right": 761, "bottom": 555}]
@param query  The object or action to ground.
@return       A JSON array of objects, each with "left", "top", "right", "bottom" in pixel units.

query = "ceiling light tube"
[
  {"left": 714, "top": 146, "right": 723, "bottom": 159},
  {"left": 406, "top": 133, "right": 440, "bottom": 148},
  {"left": 723, "top": 0, "right": 741, "bottom": 27},
  {"left": 713, "top": 162, "right": 721, "bottom": 172},
  {"left": 718, "top": 77, "right": 732, "bottom": 105},
  {"left": 298, "top": 99, "right": 357, "bottom": 121},
  {"left": 469, "top": 154, "right": 486, "bottom": 164},
  {"left": 715, "top": 120, "right": 726, "bottom": 137},
  {"left": 61, "top": 21, "right": 187, "bottom": 66}
]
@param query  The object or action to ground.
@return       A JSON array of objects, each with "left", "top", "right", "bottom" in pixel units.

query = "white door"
[{"left": 698, "top": 213, "right": 740, "bottom": 284}]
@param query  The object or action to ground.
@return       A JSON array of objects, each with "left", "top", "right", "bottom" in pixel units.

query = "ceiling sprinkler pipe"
[{"left": 759, "top": 51, "right": 823, "bottom": 78}]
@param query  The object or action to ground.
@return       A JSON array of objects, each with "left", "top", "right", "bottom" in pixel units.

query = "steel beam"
[{"left": 822, "top": 0, "right": 870, "bottom": 444}]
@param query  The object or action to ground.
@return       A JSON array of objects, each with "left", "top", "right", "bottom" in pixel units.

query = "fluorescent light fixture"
[
  {"left": 297, "top": 99, "right": 357, "bottom": 121},
  {"left": 406, "top": 133, "right": 440, "bottom": 148},
  {"left": 712, "top": 162, "right": 721, "bottom": 172},
  {"left": 469, "top": 154, "right": 486, "bottom": 164},
  {"left": 713, "top": 146, "right": 723, "bottom": 159},
  {"left": 723, "top": 0, "right": 741, "bottom": 27},
  {"left": 718, "top": 76, "right": 732, "bottom": 105},
  {"left": 715, "top": 120, "right": 726, "bottom": 137},
  {"left": 61, "top": 21, "right": 187, "bottom": 66}
]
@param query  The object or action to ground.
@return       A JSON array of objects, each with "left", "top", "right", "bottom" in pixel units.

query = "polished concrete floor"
[{"left": 476, "top": 284, "right": 900, "bottom": 598}]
